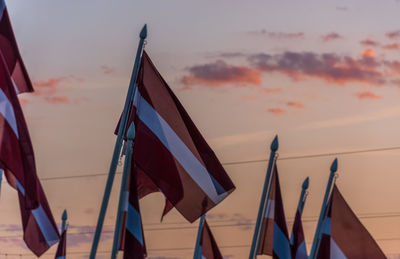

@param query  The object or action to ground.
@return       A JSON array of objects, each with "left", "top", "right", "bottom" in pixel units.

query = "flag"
[
  {"left": 0, "top": 52, "right": 59, "bottom": 255},
  {"left": 123, "top": 166, "right": 146, "bottom": 259},
  {"left": 55, "top": 228, "right": 67, "bottom": 259},
  {"left": 316, "top": 185, "right": 386, "bottom": 259},
  {"left": 197, "top": 219, "right": 223, "bottom": 259},
  {"left": 290, "top": 208, "right": 308, "bottom": 259},
  {"left": 122, "top": 51, "right": 235, "bottom": 222},
  {"left": 0, "top": 0, "right": 33, "bottom": 94},
  {"left": 257, "top": 165, "right": 292, "bottom": 259}
]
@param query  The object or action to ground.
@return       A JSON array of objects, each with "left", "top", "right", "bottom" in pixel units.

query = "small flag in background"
[
  {"left": 120, "top": 51, "right": 235, "bottom": 222},
  {"left": 257, "top": 165, "right": 292, "bottom": 259},
  {"left": 55, "top": 227, "right": 67, "bottom": 259},
  {"left": 290, "top": 208, "right": 308, "bottom": 259},
  {"left": 316, "top": 185, "right": 386, "bottom": 259},
  {"left": 0, "top": 44, "right": 59, "bottom": 255},
  {"left": 197, "top": 219, "right": 223, "bottom": 259},
  {"left": 0, "top": 0, "right": 33, "bottom": 94}
]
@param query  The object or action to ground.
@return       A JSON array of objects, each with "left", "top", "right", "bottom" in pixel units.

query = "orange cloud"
[
  {"left": 268, "top": 108, "right": 285, "bottom": 115},
  {"left": 360, "top": 39, "right": 380, "bottom": 47},
  {"left": 32, "top": 77, "right": 66, "bottom": 96},
  {"left": 287, "top": 101, "right": 304, "bottom": 108},
  {"left": 321, "top": 33, "right": 343, "bottom": 42},
  {"left": 182, "top": 60, "right": 262, "bottom": 87},
  {"left": 382, "top": 43, "right": 400, "bottom": 50},
  {"left": 360, "top": 49, "right": 375, "bottom": 58},
  {"left": 259, "top": 88, "right": 282, "bottom": 94},
  {"left": 354, "top": 91, "right": 382, "bottom": 100},
  {"left": 45, "top": 96, "right": 69, "bottom": 104}
]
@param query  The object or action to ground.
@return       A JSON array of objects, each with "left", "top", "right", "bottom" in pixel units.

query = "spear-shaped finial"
[
  {"left": 140, "top": 24, "right": 147, "bottom": 39},
  {"left": 330, "top": 158, "right": 338, "bottom": 173},
  {"left": 61, "top": 209, "right": 68, "bottom": 233},
  {"left": 270, "top": 135, "right": 279, "bottom": 151},
  {"left": 302, "top": 176, "right": 310, "bottom": 190}
]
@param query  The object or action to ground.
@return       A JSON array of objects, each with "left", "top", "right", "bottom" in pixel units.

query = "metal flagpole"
[
  {"left": 290, "top": 177, "right": 309, "bottom": 245},
  {"left": 89, "top": 24, "right": 147, "bottom": 259},
  {"left": 111, "top": 123, "right": 135, "bottom": 259},
  {"left": 61, "top": 209, "right": 68, "bottom": 234},
  {"left": 193, "top": 214, "right": 206, "bottom": 259},
  {"left": 309, "top": 158, "right": 338, "bottom": 259},
  {"left": 248, "top": 135, "right": 279, "bottom": 259}
]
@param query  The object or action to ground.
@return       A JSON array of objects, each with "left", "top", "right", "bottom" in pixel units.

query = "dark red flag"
[
  {"left": 257, "top": 165, "right": 292, "bottom": 259},
  {"left": 0, "top": 0, "right": 33, "bottom": 94},
  {"left": 55, "top": 228, "right": 67, "bottom": 259},
  {"left": 317, "top": 185, "right": 386, "bottom": 259},
  {"left": 0, "top": 50, "right": 59, "bottom": 255},
  {"left": 122, "top": 51, "right": 235, "bottom": 222},
  {"left": 199, "top": 219, "right": 223, "bottom": 259},
  {"left": 290, "top": 208, "right": 308, "bottom": 259}
]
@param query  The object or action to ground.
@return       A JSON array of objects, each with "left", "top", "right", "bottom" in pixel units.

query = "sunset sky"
[{"left": 3, "top": 0, "right": 400, "bottom": 258}]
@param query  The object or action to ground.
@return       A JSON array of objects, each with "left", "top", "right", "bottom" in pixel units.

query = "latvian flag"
[
  {"left": 123, "top": 165, "right": 146, "bottom": 259},
  {"left": 316, "top": 185, "right": 386, "bottom": 259},
  {"left": 0, "top": 46, "right": 59, "bottom": 255},
  {"left": 55, "top": 228, "right": 67, "bottom": 259},
  {"left": 197, "top": 219, "right": 223, "bottom": 259},
  {"left": 257, "top": 165, "right": 292, "bottom": 259},
  {"left": 290, "top": 207, "right": 308, "bottom": 259},
  {"left": 125, "top": 51, "right": 235, "bottom": 222},
  {"left": 0, "top": 0, "right": 34, "bottom": 94}
]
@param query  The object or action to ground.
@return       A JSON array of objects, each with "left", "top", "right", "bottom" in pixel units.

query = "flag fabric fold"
[
  {"left": 55, "top": 228, "right": 67, "bottom": 259},
  {"left": 0, "top": 0, "right": 33, "bottom": 94},
  {"left": 197, "top": 219, "right": 223, "bottom": 259},
  {"left": 257, "top": 165, "right": 292, "bottom": 259},
  {"left": 0, "top": 43, "right": 59, "bottom": 255},
  {"left": 316, "top": 185, "right": 386, "bottom": 259},
  {"left": 290, "top": 206, "right": 308, "bottom": 259},
  {"left": 121, "top": 51, "right": 235, "bottom": 222}
]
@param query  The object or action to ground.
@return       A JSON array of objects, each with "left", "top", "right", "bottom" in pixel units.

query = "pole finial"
[
  {"left": 302, "top": 177, "right": 310, "bottom": 190},
  {"left": 270, "top": 135, "right": 279, "bottom": 151},
  {"left": 62, "top": 209, "right": 68, "bottom": 221},
  {"left": 330, "top": 158, "right": 338, "bottom": 172},
  {"left": 127, "top": 123, "right": 135, "bottom": 140},
  {"left": 140, "top": 24, "right": 147, "bottom": 39}
]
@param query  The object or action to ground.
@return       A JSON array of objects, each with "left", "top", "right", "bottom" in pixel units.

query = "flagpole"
[
  {"left": 193, "top": 214, "right": 206, "bottom": 259},
  {"left": 309, "top": 158, "right": 338, "bottom": 259},
  {"left": 290, "top": 177, "right": 309, "bottom": 244},
  {"left": 249, "top": 135, "right": 279, "bottom": 259},
  {"left": 111, "top": 123, "right": 135, "bottom": 259},
  {"left": 61, "top": 209, "right": 67, "bottom": 234},
  {"left": 89, "top": 24, "right": 147, "bottom": 259}
]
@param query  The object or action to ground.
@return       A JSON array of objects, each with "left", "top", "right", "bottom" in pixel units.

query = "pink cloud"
[
  {"left": 354, "top": 91, "right": 382, "bottom": 100},
  {"left": 19, "top": 98, "right": 29, "bottom": 106},
  {"left": 268, "top": 108, "right": 285, "bottom": 115},
  {"left": 386, "top": 30, "right": 400, "bottom": 39},
  {"left": 383, "top": 43, "right": 400, "bottom": 50},
  {"left": 100, "top": 65, "right": 115, "bottom": 75},
  {"left": 287, "top": 101, "right": 304, "bottom": 108},
  {"left": 182, "top": 60, "right": 262, "bottom": 87},
  {"left": 45, "top": 96, "right": 69, "bottom": 104},
  {"left": 33, "top": 77, "right": 66, "bottom": 96},
  {"left": 321, "top": 32, "right": 343, "bottom": 42},
  {"left": 360, "top": 39, "right": 380, "bottom": 47},
  {"left": 249, "top": 30, "right": 304, "bottom": 39},
  {"left": 259, "top": 88, "right": 282, "bottom": 94}
]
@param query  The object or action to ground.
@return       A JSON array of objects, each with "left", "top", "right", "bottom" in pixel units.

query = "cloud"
[
  {"left": 100, "top": 65, "right": 115, "bottom": 75},
  {"left": 360, "top": 39, "right": 380, "bottom": 47},
  {"left": 248, "top": 30, "right": 304, "bottom": 39},
  {"left": 259, "top": 88, "right": 282, "bottom": 94},
  {"left": 268, "top": 108, "right": 285, "bottom": 115},
  {"left": 19, "top": 98, "right": 29, "bottom": 105},
  {"left": 321, "top": 32, "right": 343, "bottom": 42},
  {"left": 248, "top": 51, "right": 384, "bottom": 85},
  {"left": 354, "top": 91, "right": 382, "bottom": 100},
  {"left": 384, "top": 60, "right": 400, "bottom": 75},
  {"left": 359, "top": 49, "right": 375, "bottom": 58},
  {"left": 336, "top": 6, "right": 348, "bottom": 11},
  {"left": 33, "top": 77, "right": 66, "bottom": 96},
  {"left": 383, "top": 43, "right": 400, "bottom": 50},
  {"left": 386, "top": 30, "right": 400, "bottom": 39},
  {"left": 287, "top": 101, "right": 304, "bottom": 108},
  {"left": 45, "top": 96, "right": 69, "bottom": 104},
  {"left": 181, "top": 60, "right": 262, "bottom": 87}
]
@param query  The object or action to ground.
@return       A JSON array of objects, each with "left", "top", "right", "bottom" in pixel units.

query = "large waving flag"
[
  {"left": 0, "top": 51, "right": 59, "bottom": 255},
  {"left": 125, "top": 51, "right": 235, "bottom": 222},
  {"left": 197, "top": 219, "right": 223, "bottom": 259},
  {"left": 122, "top": 167, "right": 146, "bottom": 259},
  {"left": 316, "top": 185, "right": 386, "bottom": 259},
  {"left": 0, "top": 0, "right": 33, "bottom": 94},
  {"left": 55, "top": 228, "right": 67, "bottom": 259},
  {"left": 257, "top": 165, "right": 292, "bottom": 259}
]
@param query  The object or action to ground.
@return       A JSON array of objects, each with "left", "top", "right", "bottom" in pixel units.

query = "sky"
[{"left": 2, "top": 0, "right": 400, "bottom": 258}]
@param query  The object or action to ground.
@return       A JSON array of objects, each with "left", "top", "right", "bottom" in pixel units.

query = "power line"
[{"left": 37, "top": 145, "right": 400, "bottom": 181}]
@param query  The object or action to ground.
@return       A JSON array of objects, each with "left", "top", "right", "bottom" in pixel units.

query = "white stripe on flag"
[
  {"left": 134, "top": 91, "right": 228, "bottom": 204},
  {"left": 331, "top": 238, "right": 347, "bottom": 259},
  {"left": 0, "top": 88, "right": 19, "bottom": 138},
  {"left": 264, "top": 199, "right": 275, "bottom": 219},
  {"left": 11, "top": 78, "right": 20, "bottom": 95},
  {"left": 16, "top": 180, "right": 59, "bottom": 247}
]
